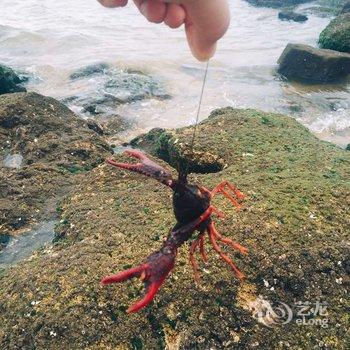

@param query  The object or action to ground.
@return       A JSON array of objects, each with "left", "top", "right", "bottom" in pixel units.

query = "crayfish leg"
[
  {"left": 189, "top": 231, "right": 206, "bottom": 284},
  {"left": 207, "top": 221, "right": 246, "bottom": 281},
  {"left": 211, "top": 180, "right": 244, "bottom": 209}
]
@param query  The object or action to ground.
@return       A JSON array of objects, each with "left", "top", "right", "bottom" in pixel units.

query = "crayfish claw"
[
  {"left": 107, "top": 149, "right": 173, "bottom": 187},
  {"left": 101, "top": 246, "right": 177, "bottom": 313},
  {"left": 101, "top": 264, "right": 145, "bottom": 285}
]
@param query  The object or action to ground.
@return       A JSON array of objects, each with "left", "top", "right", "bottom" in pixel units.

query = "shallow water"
[
  {"left": 0, "top": 0, "right": 349, "bottom": 147},
  {"left": 0, "top": 220, "right": 56, "bottom": 269}
]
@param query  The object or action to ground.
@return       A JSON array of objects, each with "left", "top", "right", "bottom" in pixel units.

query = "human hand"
[{"left": 98, "top": 0, "right": 230, "bottom": 61}]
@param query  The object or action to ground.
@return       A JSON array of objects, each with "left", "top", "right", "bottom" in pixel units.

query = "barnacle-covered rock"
[
  {"left": 0, "top": 92, "right": 112, "bottom": 235},
  {"left": 130, "top": 127, "right": 226, "bottom": 174},
  {"left": 0, "top": 107, "right": 349, "bottom": 349}
]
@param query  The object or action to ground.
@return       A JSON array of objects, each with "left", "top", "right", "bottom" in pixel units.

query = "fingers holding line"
[{"left": 99, "top": 0, "right": 185, "bottom": 29}]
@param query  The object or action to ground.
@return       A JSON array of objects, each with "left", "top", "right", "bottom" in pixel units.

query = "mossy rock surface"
[
  {"left": 319, "top": 13, "right": 350, "bottom": 53},
  {"left": 0, "top": 108, "right": 349, "bottom": 349},
  {"left": 0, "top": 92, "right": 112, "bottom": 235}
]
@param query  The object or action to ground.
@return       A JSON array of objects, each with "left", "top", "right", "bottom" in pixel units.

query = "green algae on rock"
[
  {"left": 319, "top": 13, "right": 350, "bottom": 53},
  {"left": 130, "top": 128, "right": 226, "bottom": 174},
  {"left": 0, "top": 92, "right": 112, "bottom": 235},
  {"left": 0, "top": 107, "right": 349, "bottom": 349}
]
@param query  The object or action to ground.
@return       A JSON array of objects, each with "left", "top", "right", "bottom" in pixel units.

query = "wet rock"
[
  {"left": 340, "top": 1, "right": 350, "bottom": 14},
  {"left": 63, "top": 66, "right": 170, "bottom": 120},
  {"left": 303, "top": 0, "right": 349, "bottom": 17},
  {"left": 104, "top": 71, "right": 171, "bottom": 103},
  {"left": 0, "top": 92, "right": 112, "bottom": 234},
  {"left": 278, "top": 11, "right": 308, "bottom": 22},
  {"left": 0, "top": 234, "right": 10, "bottom": 250},
  {"left": 277, "top": 43, "right": 350, "bottom": 82},
  {"left": 0, "top": 220, "right": 56, "bottom": 269},
  {"left": 346, "top": 143, "right": 350, "bottom": 150},
  {"left": 69, "top": 62, "right": 109, "bottom": 80},
  {"left": 244, "top": 0, "right": 312, "bottom": 8},
  {"left": 3, "top": 153, "right": 23, "bottom": 169},
  {"left": 86, "top": 119, "right": 105, "bottom": 135},
  {"left": 319, "top": 13, "right": 350, "bottom": 53},
  {"left": 0, "top": 64, "right": 27, "bottom": 95},
  {"left": 1, "top": 107, "right": 349, "bottom": 349}
]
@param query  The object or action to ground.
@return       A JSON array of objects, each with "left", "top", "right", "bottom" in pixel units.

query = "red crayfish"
[{"left": 101, "top": 149, "right": 248, "bottom": 313}]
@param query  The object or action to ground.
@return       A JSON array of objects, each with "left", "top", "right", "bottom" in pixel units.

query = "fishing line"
[
  {"left": 189, "top": 59, "right": 210, "bottom": 154},
  {"left": 181, "top": 59, "right": 209, "bottom": 180}
]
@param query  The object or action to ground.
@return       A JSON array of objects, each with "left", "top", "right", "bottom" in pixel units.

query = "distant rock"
[
  {"left": 319, "top": 13, "right": 350, "bottom": 53},
  {"left": 340, "top": 1, "right": 350, "bottom": 14},
  {"left": 346, "top": 143, "right": 350, "bottom": 150},
  {"left": 302, "top": 0, "right": 348, "bottom": 17},
  {"left": 69, "top": 62, "right": 109, "bottom": 80},
  {"left": 278, "top": 11, "right": 308, "bottom": 22},
  {"left": 103, "top": 71, "right": 171, "bottom": 105},
  {"left": 277, "top": 43, "right": 350, "bottom": 82},
  {"left": 63, "top": 66, "right": 170, "bottom": 119},
  {"left": 0, "top": 65, "right": 27, "bottom": 95},
  {"left": 244, "top": 0, "right": 312, "bottom": 8}
]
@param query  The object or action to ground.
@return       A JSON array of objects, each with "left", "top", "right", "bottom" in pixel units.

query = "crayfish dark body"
[{"left": 101, "top": 150, "right": 247, "bottom": 313}]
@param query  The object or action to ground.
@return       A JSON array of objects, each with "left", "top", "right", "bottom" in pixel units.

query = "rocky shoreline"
[
  {"left": 0, "top": 2, "right": 349, "bottom": 349},
  {"left": 275, "top": 1, "right": 350, "bottom": 83},
  {"left": 1, "top": 101, "right": 350, "bottom": 348}
]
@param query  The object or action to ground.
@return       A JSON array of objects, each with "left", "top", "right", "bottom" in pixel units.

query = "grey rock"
[
  {"left": 0, "top": 65, "right": 27, "bottom": 95},
  {"left": 340, "top": 1, "right": 350, "bottom": 14},
  {"left": 64, "top": 68, "right": 170, "bottom": 119},
  {"left": 278, "top": 11, "right": 308, "bottom": 22},
  {"left": 69, "top": 63, "right": 109, "bottom": 80},
  {"left": 244, "top": 0, "right": 312, "bottom": 8},
  {"left": 277, "top": 43, "right": 350, "bottom": 82},
  {"left": 3, "top": 154, "right": 23, "bottom": 169}
]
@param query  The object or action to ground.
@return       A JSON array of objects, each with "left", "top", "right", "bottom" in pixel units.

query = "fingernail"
[{"left": 140, "top": 2, "right": 148, "bottom": 17}]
